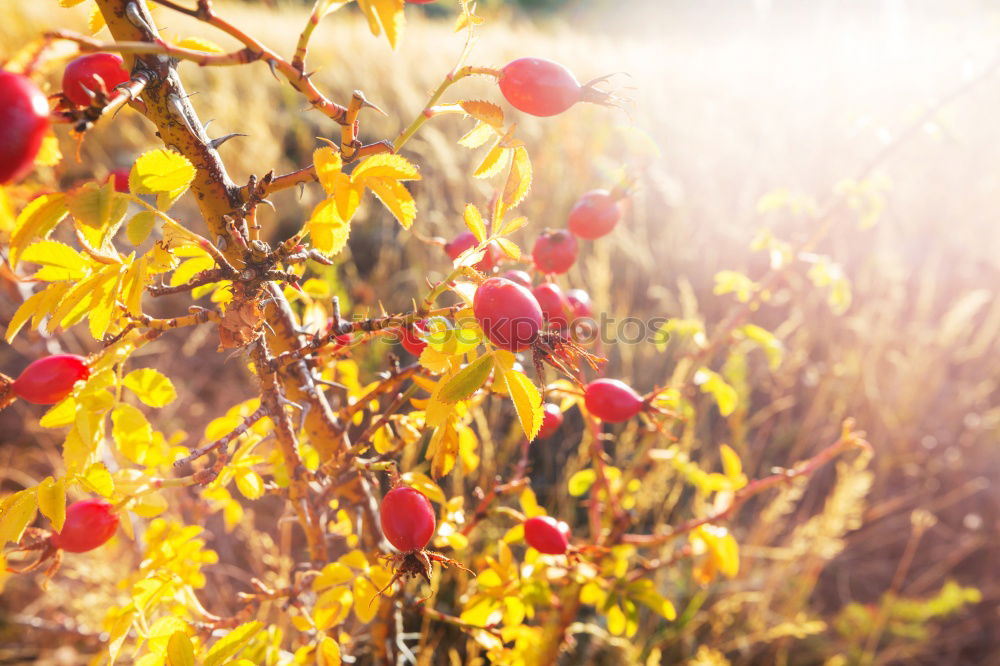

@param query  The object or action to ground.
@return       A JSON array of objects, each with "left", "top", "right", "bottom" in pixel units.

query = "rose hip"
[
  {"left": 532, "top": 230, "right": 578, "bottom": 275},
  {"left": 50, "top": 499, "right": 119, "bottom": 553},
  {"left": 380, "top": 486, "right": 436, "bottom": 552},
  {"left": 12, "top": 354, "right": 90, "bottom": 404},
  {"left": 524, "top": 515, "right": 570, "bottom": 554},
  {"left": 62, "top": 53, "right": 130, "bottom": 107},
  {"left": 537, "top": 403, "right": 564, "bottom": 439},
  {"left": 584, "top": 378, "right": 644, "bottom": 422},
  {"left": 473, "top": 277, "right": 544, "bottom": 352}
]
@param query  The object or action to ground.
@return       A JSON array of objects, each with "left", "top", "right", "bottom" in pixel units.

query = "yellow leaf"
[
  {"left": 308, "top": 197, "right": 352, "bottom": 256},
  {"left": 0, "top": 489, "right": 38, "bottom": 546},
  {"left": 502, "top": 146, "right": 532, "bottom": 208},
  {"left": 66, "top": 182, "right": 129, "bottom": 250},
  {"left": 357, "top": 0, "right": 406, "bottom": 48},
  {"left": 10, "top": 192, "right": 68, "bottom": 267},
  {"left": 58, "top": 0, "right": 88, "bottom": 7},
  {"left": 88, "top": 4, "right": 106, "bottom": 34},
  {"left": 318, "top": 636, "right": 342, "bottom": 666},
  {"left": 719, "top": 445, "right": 747, "bottom": 489},
  {"left": 107, "top": 606, "right": 136, "bottom": 666},
  {"left": 80, "top": 462, "right": 114, "bottom": 497},
  {"left": 428, "top": 421, "right": 459, "bottom": 478},
  {"left": 352, "top": 577, "right": 380, "bottom": 624},
  {"left": 463, "top": 204, "right": 487, "bottom": 243},
  {"left": 694, "top": 368, "right": 738, "bottom": 417},
  {"left": 473, "top": 142, "right": 510, "bottom": 179},
  {"left": 234, "top": 469, "right": 265, "bottom": 500},
  {"left": 498, "top": 215, "right": 528, "bottom": 236},
  {"left": 21, "top": 240, "right": 88, "bottom": 281},
  {"left": 35, "top": 131, "right": 62, "bottom": 166},
  {"left": 6, "top": 285, "right": 59, "bottom": 342},
  {"left": 130, "top": 149, "right": 196, "bottom": 201},
  {"left": 494, "top": 237, "right": 520, "bottom": 261},
  {"left": 36, "top": 477, "right": 66, "bottom": 532},
  {"left": 366, "top": 177, "right": 416, "bottom": 229},
  {"left": 166, "top": 631, "right": 196, "bottom": 666},
  {"left": 176, "top": 36, "right": 225, "bottom": 53},
  {"left": 458, "top": 121, "right": 495, "bottom": 149},
  {"left": 88, "top": 265, "right": 125, "bottom": 340},
  {"left": 203, "top": 621, "right": 263, "bottom": 666},
  {"left": 112, "top": 403, "right": 154, "bottom": 464},
  {"left": 607, "top": 604, "right": 627, "bottom": 636},
  {"left": 126, "top": 211, "right": 157, "bottom": 245},
  {"left": 350, "top": 153, "right": 420, "bottom": 183},
  {"left": 123, "top": 368, "right": 177, "bottom": 407},
  {"left": 400, "top": 472, "right": 445, "bottom": 504},
  {"left": 500, "top": 367, "right": 543, "bottom": 441},
  {"left": 438, "top": 353, "right": 493, "bottom": 403},
  {"left": 459, "top": 100, "right": 504, "bottom": 128},
  {"left": 313, "top": 146, "right": 344, "bottom": 192}
]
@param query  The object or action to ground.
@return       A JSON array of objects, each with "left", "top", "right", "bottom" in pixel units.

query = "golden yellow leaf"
[
  {"left": 36, "top": 476, "right": 66, "bottom": 532},
  {"left": 308, "top": 197, "right": 351, "bottom": 256},
  {"left": 0, "top": 489, "right": 37, "bottom": 546},
  {"left": 502, "top": 146, "right": 532, "bottom": 208},
  {"left": 459, "top": 100, "right": 504, "bottom": 128},
  {"left": 10, "top": 192, "right": 68, "bottom": 267},
  {"left": 463, "top": 204, "right": 487, "bottom": 242}
]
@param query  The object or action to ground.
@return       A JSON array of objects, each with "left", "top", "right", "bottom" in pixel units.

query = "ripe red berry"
[
  {"left": 473, "top": 277, "right": 544, "bottom": 352},
  {"left": 584, "top": 378, "right": 645, "bottom": 423},
  {"left": 12, "top": 354, "right": 90, "bottom": 404},
  {"left": 445, "top": 231, "right": 501, "bottom": 273},
  {"left": 532, "top": 282, "right": 570, "bottom": 330},
  {"left": 107, "top": 168, "right": 130, "bottom": 193},
  {"left": 400, "top": 320, "right": 428, "bottom": 356},
  {"left": 532, "top": 229, "right": 578, "bottom": 275},
  {"left": 50, "top": 499, "right": 119, "bottom": 553},
  {"left": 62, "top": 53, "right": 130, "bottom": 107},
  {"left": 537, "top": 403, "right": 563, "bottom": 439},
  {"left": 502, "top": 269, "right": 533, "bottom": 289},
  {"left": 499, "top": 58, "right": 582, "bottom": 117},
  {"left": 567, "top": 190, "right": 623, "bottom": 240},
  {"left": 0, "top": 71, "right": 50, "bottom": 184},
  {"left": 565, "top": 289, "right": 593, "bottom": 320},
  {"left": 380, "top": 486, "right": 436, "bottom": 552},
  {"left": 524, "top": 516, "right": 570, "bottom": 554}
]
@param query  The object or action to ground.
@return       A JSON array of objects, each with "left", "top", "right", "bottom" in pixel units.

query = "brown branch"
[
  {"left": 46, "top": 30, "right": 259, "bottom": 67},
  {"left": 150, "top": 0, "right": 351, "bottom": 124},
  {"left": 621, "top": 422, "right": 871, "bottom": 547},
  {"left": 148, "top": 269, "right": 226, "bottom": 297},
  {"left": 173, "top": 406, "right": 267, "bottom": 467}
]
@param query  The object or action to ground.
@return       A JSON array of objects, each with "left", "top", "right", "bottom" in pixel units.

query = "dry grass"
[{"left": 2, "top": 1, "right": 999, "bottom": 664}]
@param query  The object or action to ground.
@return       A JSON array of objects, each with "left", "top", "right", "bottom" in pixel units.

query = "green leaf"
[
  {"left": 123, "top": 368, "right": 177, "bottom": 407},
  {"left": 438, "top": 353, "right": 494, "bottom": 403}
]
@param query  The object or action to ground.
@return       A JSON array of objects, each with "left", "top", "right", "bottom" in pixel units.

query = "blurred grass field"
[{"left": 2, "top": 0, "right": 1000, "bottom": 664}]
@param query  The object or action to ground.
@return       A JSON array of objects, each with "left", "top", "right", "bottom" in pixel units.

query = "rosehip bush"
[{"left": 0, "top": 2, "right": 875, "bottom": 665}]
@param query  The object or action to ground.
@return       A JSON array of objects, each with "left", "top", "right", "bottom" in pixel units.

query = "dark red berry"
[
  {"left": 400, "top": 320, "right": 429, "bottom": 356},
  {"left": 0, "top": 71, "right": 50, "bottom": 184},
  {"left": 532, "top": 282, "right": 570, "bottom": 330},
  {"left": 537, "top": 403, "right": 563, "bottom": 439},
  {"left": 502, "top": 269, "right": 533, "bottom": 289},
  {"left": 584, "top": 378, "right": 644, "bottom": 423},
  {"left": 62, "top": 53, "right": 130, "bottom": 107},
  {"left": 532, "top": 229, "right": 578, "bottom": 275},
  {"left": 473, "top": 277, "right": 544, "bottom": 352},
  {"left": 107, "top": 168, "right": 130, "bottom": 193},
  {"left": 565, "top": 289, "right": 593, "bottom": 320},
  {"left": 380, "top": 486, "right": 436, "bottom": 552},
  {"left": 445, "top": 231, "right": 501, "bottom": 273},
  {"left": 499, "top": 58, "right": 582, "bottom": 117},
  {"left": 12, "top": 354, "right": 90, "bottom": 404},
  {"left": 567, "top": 190, "right": 623, "bottom": 240},
  {"left": 524, "top": 516, "right": 570, "bottom": 554},
  {"left": 50, "top": 499, "right": 119, "bottom": 553}
]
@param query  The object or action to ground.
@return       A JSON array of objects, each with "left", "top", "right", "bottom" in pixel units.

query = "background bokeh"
[{"left": 2, "top": 0, "right": 999, "bottom": 664}]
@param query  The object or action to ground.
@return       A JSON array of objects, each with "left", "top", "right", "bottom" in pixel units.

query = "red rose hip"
[
  {"left": 524, "top": 516, "right": 570, "bottom": 554},
  {"left": 50, "top": 499, "right": 119, "bottom": 553},
  {"left": 499, "top": 58, "right": 582, "bottom": 117},
  {"left": 0, "top": 71, "right": 50, "bottom": 184},
  {"left": 62, "top": 53, "right": 130, "bottom": 107},
  {"left": 400, "top": 320, "right": 429, "bottom": 356},
  {"left": 532, "top": 282, "right": 570, "bottom": 330},
  {"left": 567, "top": 190, "right": 623, "bottom": 240},
  {"left": 532, "top": 230, "right": 578, "bottom": 275},
  {"left": 473, "top": 277, "right": 544, "bottom": 352},
  {"left": 537, "top": 403, "right": 563, "bottom": 439},
  {"left": 565, "top": 289, "right": 593, "bottom": 320},
  {"left": 12, "top": 354, "right": 90, "bottom": 404},
  {"left": 380, "top": 486, "right": 436, "bottom": 552},
  {"left": 107, "top": 168, "right": 130, "bottom": 193},
  {"left": 584, "top": 378, "right": 644, "bottom": 422},
  {"left": 502, "top": 269, "right": 533, "bottom": 289},
  {"left": 445, "top": 231, "right": 501, "bottom": 273}
]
